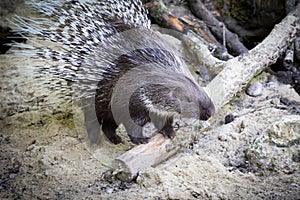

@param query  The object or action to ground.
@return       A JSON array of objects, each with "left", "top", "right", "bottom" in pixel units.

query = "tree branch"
[{"left": 187, "top": 0, "right": 249, "bottom": 55}]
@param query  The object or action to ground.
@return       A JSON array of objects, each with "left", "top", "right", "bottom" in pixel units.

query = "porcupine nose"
[{"left": 199, "top": 102, "right": 215, "bottom": 120}]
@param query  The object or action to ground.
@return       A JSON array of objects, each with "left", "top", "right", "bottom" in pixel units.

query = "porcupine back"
[{"left": 10, "top": 0, "right": 152, "bottom": 99}]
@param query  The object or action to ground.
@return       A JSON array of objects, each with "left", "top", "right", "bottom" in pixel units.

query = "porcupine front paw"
[
  {"left": 161, "top": 125, "right": 176, "bottom": 139},
  {"left": 101, "top": 119, "right": 122, "bottom": 144},
  {"left": 106, "top": 134, "right": 122, "bottom": 144},
  {"left": 129, "top": 135, "right": 150, "bottom": 144}
]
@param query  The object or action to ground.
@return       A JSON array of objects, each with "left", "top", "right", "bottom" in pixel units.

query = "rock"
[
  {"left": 290, "top": 183, "right": 299, "bottom": 188},
  {"left": 106, "top": 187, "right": 114, "bottom": 194},
  {"left": 218, "top": 133, "right": 228, "bottom": 141},
  {"left": 224, "top": 113, "right": 235, "bottom": 124},
  {"left": 9, "top": 173, "right": 17, "bottom": 179},
  {"left": 246, "top": 82, "right": 263, "bottom": 97},
  {"left": 270, "top": 98, "right": 280, "bottom": 105},
  {"left": 246, "top": 115, "right": 300, "bottom": 173}
]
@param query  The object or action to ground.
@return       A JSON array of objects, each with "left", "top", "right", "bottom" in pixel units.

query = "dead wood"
[
  {"left": 145, "top": 0, "right": 186, "bottom": 32},
  {"left": 112, "top": 133, "right": 179, "bottom": 182},
  {"left": 187, "top": 0, "right": 249, "bottom": 55},
  {"left": 112, "top": 2, "right": 300, "bottom": 182}
]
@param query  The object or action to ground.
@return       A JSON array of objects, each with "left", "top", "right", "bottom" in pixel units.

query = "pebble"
[
  {"left": 279, "top": 97, "right": 289, "bottom": 105},
  {"left": 218, "top": 133, "right": 228, "bottom": 141},
  {"left": 26, "top": 144, "right": 35, "bottom": 151},
  {"left": 106, "top": 187, "right": 114, "bottom": 194},
  {"left": 246, "top": 82, "right": 263, "bottom": 97},
  {"left": 9, "top": 173, "right": 17, "bottom": 179},
  {"left": 225, "top": 114, "right": 235, "bottom": 124},
  {"left": 270, "top": 98, "right": 280, "bottom": 105},
  {"left": 290, "top": 183, "right": 299, "bottom": 188}
]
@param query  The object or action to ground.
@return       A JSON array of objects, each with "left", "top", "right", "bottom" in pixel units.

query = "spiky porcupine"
[{"left": 11, "top": 0, "right": 215, "bottom": 144}]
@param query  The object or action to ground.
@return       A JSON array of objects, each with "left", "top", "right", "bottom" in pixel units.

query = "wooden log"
[{"left": 112, "top": 133, "right": 179, "bottom": 182}]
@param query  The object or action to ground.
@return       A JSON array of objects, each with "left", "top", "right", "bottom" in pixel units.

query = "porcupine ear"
[
  {"left": 167, "top": 90, "right": 182, "bottom": 114},
  {"left": 151, "top": 88, "right": 182, "bottom": 115}
]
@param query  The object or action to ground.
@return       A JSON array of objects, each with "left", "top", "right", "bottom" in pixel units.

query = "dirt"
[{"left": 1, "top": 50, "right": 300, "bottom": 200}]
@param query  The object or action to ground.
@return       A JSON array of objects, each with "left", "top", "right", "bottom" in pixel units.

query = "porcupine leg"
[
  {"left": 127, "top": 93, "right": 151, "bottom": 144},
  {"left": 127, "top": 125, "right": 151, "bottom": 144},
  {"left": 102, "top": 117, "right": 122, "bottom": 144},
  {"left": 83, "top": 99, "right": 102, "bottom": 145},
  {"left": 160, "top": 117, "right": 176, "bottom": 139},
  {"left": 123, "top": 117, "right": 151, "bottom": 144},
  {"left": 95, "top": 104, "right": 122, "bottom": 144}
]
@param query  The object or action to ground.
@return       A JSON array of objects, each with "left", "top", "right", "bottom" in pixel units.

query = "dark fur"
[{"left": 95, "top": 48, "right": 215, "bottom": 144}]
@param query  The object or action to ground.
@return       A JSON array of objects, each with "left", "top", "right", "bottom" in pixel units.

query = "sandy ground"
[{"left": 1, "top": 49, "right": 300, "bottom": 199}]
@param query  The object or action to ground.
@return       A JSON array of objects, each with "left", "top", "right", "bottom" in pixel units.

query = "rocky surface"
[{"left": 246, "top": 115, "right": 300, "bottom": 174}]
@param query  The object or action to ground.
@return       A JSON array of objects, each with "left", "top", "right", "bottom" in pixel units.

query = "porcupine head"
[{"left": 10, "top": 0, "right": 215, "bottom": 145}]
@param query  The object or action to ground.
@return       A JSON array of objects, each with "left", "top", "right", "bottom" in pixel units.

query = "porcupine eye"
[{"left": 186, "top": 97, "right": 192, "bottom": 103}]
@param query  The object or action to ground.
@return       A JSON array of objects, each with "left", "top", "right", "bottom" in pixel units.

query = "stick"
[{"left": 112, "top": 133, "right": 179, "bottom": 182}]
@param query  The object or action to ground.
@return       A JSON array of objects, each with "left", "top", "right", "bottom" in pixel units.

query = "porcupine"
[{"left": 12, "top": 0, "right": 215, "bottom": 144}]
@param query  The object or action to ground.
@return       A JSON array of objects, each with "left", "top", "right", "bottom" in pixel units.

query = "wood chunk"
[{"left": 112, "top": 134, "right": 179, "bottom": 182}]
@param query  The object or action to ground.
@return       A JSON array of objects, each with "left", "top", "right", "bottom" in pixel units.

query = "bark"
[
  {"left": 179, "top": 12, "right": 233, "bottom": 60},
  {"left": 181, "top": 30, "right": 226, "bottom": 80},
  {"left": 147, "top": 1, "right": 233, "bottom": 60},
  {"left": 112, "top": 134, "right": 179, "bottom": 182}
]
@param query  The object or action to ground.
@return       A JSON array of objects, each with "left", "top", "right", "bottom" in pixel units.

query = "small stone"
[
  {"left": 290, "top": 183, "right": 299, "bottom": 188},
  {"left": 26, "top": 144, "right": 35, "bottom": 151},
  {"left": 191, "top": 191, "right": 200, "bottom": 198},
  {"left": 118, "top": 182, "right": 130, "bottom": 190},
  {"left": 246, "top": 82, "right": 263, "bottom": 97},
  {"left": 218, "top": 133, "right": 228, "bottom": 141},
  {"left": 225, "top": 114, "right": 235, "bottom": 124},
  {"left": 270, "top": 98, "right": 280, "bottom": 105},
  {"left": 279, "top": 97, "right": 289, "bottom": 105},
  {"left": 106, "top": 187, "right": 114, "bottom": 194},
  {"left": 9, "top": 173, "right": 17, "bottom": 179}
]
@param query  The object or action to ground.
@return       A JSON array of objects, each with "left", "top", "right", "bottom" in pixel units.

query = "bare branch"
[{"left": 187, "top": 0, "right": 249, "bottom": 55}]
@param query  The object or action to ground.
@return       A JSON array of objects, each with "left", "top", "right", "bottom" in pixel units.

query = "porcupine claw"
[{"left": 129, "top": 135, "right": 151, "bottom": 144}]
